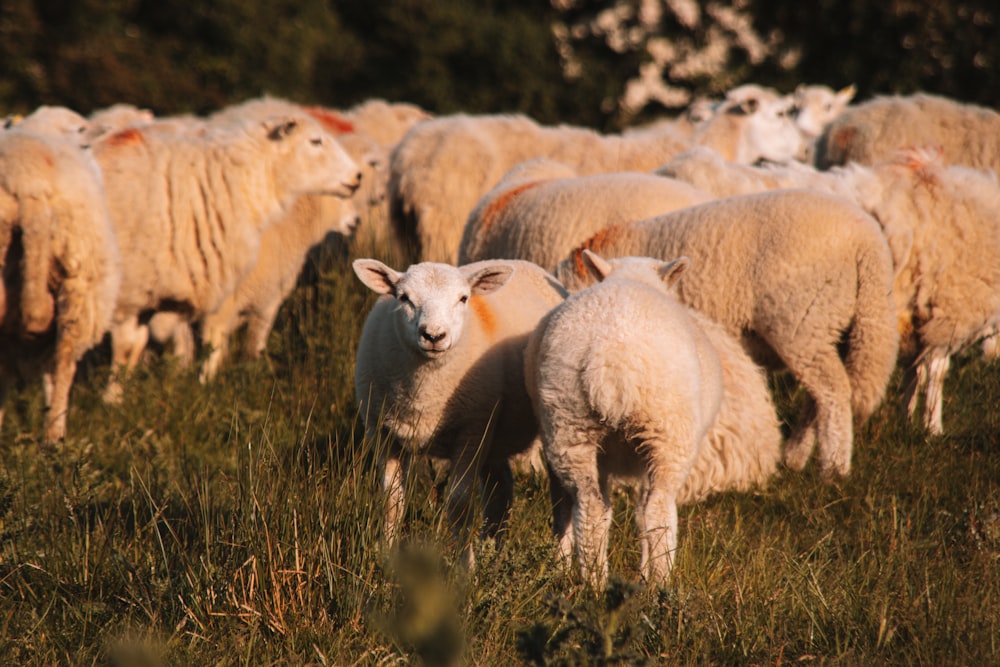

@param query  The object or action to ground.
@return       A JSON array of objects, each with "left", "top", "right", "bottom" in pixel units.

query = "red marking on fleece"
[{"left": 305, "top": 106, "right": 355, "bottom": 135}]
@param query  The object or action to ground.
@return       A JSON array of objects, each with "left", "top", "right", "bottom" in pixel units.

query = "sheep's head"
[
  {"left": 728, "top": 94, "right": 803, "bottom": 164},
  {"left": 579, "top": 250, "right": 690, "bottom": 293},
  {"left": 353, "top": 260, "right": 513, "bottom": 359},
  {"left": 793, "top": 84, "right": 855, "bottom": 139},
  {"left": 263, "top": 114, "right": 362, "bottom": 199}
]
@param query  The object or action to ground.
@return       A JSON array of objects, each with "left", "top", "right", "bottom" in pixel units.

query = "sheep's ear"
[
  {"left": 581, "top": 249, "right": 613, "bottom": 282},
  {"left": 836, "top": 84, "right": 857, "bottom": 105},
  {"left": 730, "top": 97, "right": 759, "bottom": 115},
  {"left": 266, "top": 117, "right": 299, "bottom": 141},
  {"left": 353, "top": 259, "right": 401, "bottom": 295},
  {"left": 466, "top": 265, "right": 513, "bottom": 295},
  {"left": 657, "top": 256, "right": 690, "bottom": 288}
]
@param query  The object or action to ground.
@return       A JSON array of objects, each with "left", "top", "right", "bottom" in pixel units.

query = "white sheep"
[
  {"left": 197, "top": 194, "right": 359, "bottom": 382},
  {"left": 661, "top": 146, "right": 1000, "bottom": 435},
  {"left": 526, "top": 251, "right": 723, "bottom": 587},
  {"left": 458, "top": 158, "right": 712, "bottom": 271},
  {"left": 353, "top": 258, "right": 566, "bottom": 567},
  {"left": 9, "top": 105, "right": 91, "bottom": 147},
  {"left": 391, "top": 98, "right": 809, "bottom": 264},
  {"left": 792, "top": 84, "right": 855, "bottom": 142},
  {"left": 690, "top": 89, "right": 802, "bottom": 165},
  {"left": 815, "top": 92, "right": 1000, "bottom": 172},
  {"left": 388, "top": 112, "right": 692, "bottom": 263},
  {"left": 92, "top": 113, "right": 361, "bottom": 402},
  {"left": 554, "top": 190, "right": 898, "bottom": 479},
  {"left": 0, "top": 128, "right": 121, "bottom": 442}
]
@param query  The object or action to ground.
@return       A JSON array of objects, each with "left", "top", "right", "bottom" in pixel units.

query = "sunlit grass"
[{"left": 0, "top": 234, "right": 997, "bottom": 665}]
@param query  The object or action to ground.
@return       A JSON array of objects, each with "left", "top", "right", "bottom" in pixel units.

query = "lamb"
[
  {"left": 458, "top": 158, "right": 712, "bottom": 271},
  {"left": 392, "top": 96, "right": 808, "bottom": 264},
  {"left": 0, "top": 128, "right": 121, "bottom": 442},
  {"left": 526, "top": 251, "right": 723, "bottom": 587},
  {"left": 9, "top": 105, "right": 91, "bottom": 146},
  {"left": 353, "top": 258, "right": 567, "bottom": 567},
  {"left": 554, "top": 190, "right": 898, "bottom": 479},
  {"left": 388, "top": 113, "right": 692, "bottom": 263},
  {"left": 814, "top": 92, "right": 1000, "bottom": 172},
  {"left": 197, "top": 194, "right": 359, "bottom": 381},
  {"left": 92, "top": 113, "right": 361, "bottom": 402}
]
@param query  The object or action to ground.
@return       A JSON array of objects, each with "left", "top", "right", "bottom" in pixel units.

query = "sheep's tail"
[
  {"left": 17, "top": 195, "right": 56, "bottom": 335},
  {"left": 844, "top": 238, "right": 899, "bottom": 421}
]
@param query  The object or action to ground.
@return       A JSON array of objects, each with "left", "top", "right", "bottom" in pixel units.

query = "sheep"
[
  {"left": 815, "top": 92, "right": 1000, "bottom": 172},
  {"left": 525, "top": 251, "right": 723, "bottom": 587},
  {"left": 9, "top": 105, "right": 91, "bottom": 147},
  {"left": 792, "top": 84, "right": 856, "bottom": 142},
  {"left": 661, "top": 146, "right": 1000, "bottom": 435},
  {"left": 92, "top": 113, "right": 361, "bottom": 402},
  {"left": 339, "top": 98, "right": 432, "bottom": 147},
  {"left": 0, "top": 128, "right": 121, "bottom": 442},
  {"left": 197, "top": 194, "right": 359, "bottom": 382},
  {"left": 353, "top": 258, "right": 567, "bottom": 567},
  {"left": 458, "top": 158, "right": 712, "bottom": 271},
  {"left": 554, "top": 190, "right": 898, "bottom": 479},
  {"left": 388, "top": 113, "right": 692, "bottom": 263},
  {"left": 392, "top": 96, "right": 808, "bottom": 264},
  {"left": 845, "top": 149, "right": 1000, "bottom": 434},
  {"left": 690, "top": 89, "right": 802, "bottom": 165}
]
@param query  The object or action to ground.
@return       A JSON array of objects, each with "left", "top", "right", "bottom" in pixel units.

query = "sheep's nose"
[{"left": 419, "top": 326, "right": 445, "bottom": 344}]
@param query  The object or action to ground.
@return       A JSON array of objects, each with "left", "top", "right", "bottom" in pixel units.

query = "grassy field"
[{"left": 1, "top": 237, "right": 998, "bottom": 666}]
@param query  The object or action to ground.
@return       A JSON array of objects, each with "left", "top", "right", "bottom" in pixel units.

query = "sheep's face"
[
  {"left": 265, "top": 115, "right": 362, "bottom": 199},
  {"left": 353, "top": 260, "right": 513, "bottom": 360},
  {"left": 793, "top": 85, "right": 855, "bottom": 139},
  {"left": 734, "top": 96, "right": 803, "bottom": 164}
]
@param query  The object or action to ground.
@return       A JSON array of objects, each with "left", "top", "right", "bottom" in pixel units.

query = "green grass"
[{"left": 1, "top": 240, "right": 998, "bottom": 665}]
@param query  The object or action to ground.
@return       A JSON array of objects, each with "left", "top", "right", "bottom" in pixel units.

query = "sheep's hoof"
[{"left": 782, "top": 426, "right": 816, "bottom": 472}]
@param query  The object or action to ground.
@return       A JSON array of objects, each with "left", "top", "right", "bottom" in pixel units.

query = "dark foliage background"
[{"left": 1, "top": 0, "right": 996, "bottom": 126}]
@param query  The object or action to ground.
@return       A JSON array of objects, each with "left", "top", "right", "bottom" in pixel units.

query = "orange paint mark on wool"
[
  {"left": 833, "top": 126, "right": 856, "bottom": 152},
  {"left": 570, "top": 222, "right": 628, "bottom": 278},
  {"left": 479, "top": 181, "right": 544, "bottom": 234},
  {"left": 103, "top": 127, "right": 145, "bottom": 147},
  {"left": 469, "top": 295, "right": 497, "bottom": 338},
  {"left": 305, "top": 106, "right": 355, "bottom": 135},
  {"left": 890, "top": 146, "right": 942, "bottom": 188}
]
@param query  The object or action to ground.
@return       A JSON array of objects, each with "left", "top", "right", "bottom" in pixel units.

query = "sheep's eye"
[
  {"left": 459, "top": 295, "right": 469, "bottom": 304},
  {"left": 310, "top": 137, "right": 323, "bottom": 146},
  {"left": 398, "top": 293, "right": 410, "bottom": 305}
]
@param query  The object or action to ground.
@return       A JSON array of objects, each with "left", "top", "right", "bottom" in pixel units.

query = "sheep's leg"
[
  {"left": 104, "top": 316, "right": 149, "bottom": 404},
  {"left": 547, "top": 461, "right": 575, "bottom": 567},
  {"left": 383, "top": 451, "right": 406, "bottom": 549},
  {"left": 170, "top": 322, "right": 196, "bottom": 369},
  {"left": 904, "top": 359, "right": 930, "bottom": 421},
  {"left": 42, "top": 341, "right": 77, "bottom": 443},
  {"left": 787, "top": 350, "right": 854, "bottom": 479},
  {"left": 638, "top": 428, "right": 694, "bottom": 586},
  {"left": 18, "top": 196, "right": 55, "bottom": 335},
  {"left": 244, "top": 301, "right": 282, "bottom": 360},
  {"left": 922, "top": 352, "right": 950, "bottom": 435},
  {"left": 479, "top": 457, "right": 514, "bottom": 544},
  {"left": 445, "top": 445, "right": 485, "bottom": 570},
  {"left": 783, "top": 397, "right": 818, "bottom": 471},
  {"left": 0, "top": 190, "right": 18, "bottom": 319}
]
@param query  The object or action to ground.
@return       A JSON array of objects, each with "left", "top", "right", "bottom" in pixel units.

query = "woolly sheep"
[
  {"left": 0, "top": 129, "right": 121, "bottom": 442},
  {"left": 526, "top": 252, "right": 723, "bottom": 587},
  {"left": 353, "top": 258, "right": 566, "bottom": 567},
  {"left": 458, "top": 158, "right": 712, "bottom": 271},
  {"left": 662, "top": 146, "right": 1000, "bottom": 435},
  {"left": 554, "top": 190, "right": 899, "bottom": 478},
  {"left": 92, "top": 113, "right": 361, "bottom": 402},
  {"left": 197, "top": 194, "right": 359, "bottom": 382},
  {"left": 9, "top": 105, "right": 91, "bottom": 147},
  {"left": 815, "top": 93, "right": 1000, "bottom": 172},
  {"left": 388, "top": 112, "right": 692, "bottom": 263}
]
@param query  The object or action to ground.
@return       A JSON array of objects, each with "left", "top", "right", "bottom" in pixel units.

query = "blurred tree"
[{"left": 747, "top": 0, "right": 1000, "bottom": 106}]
